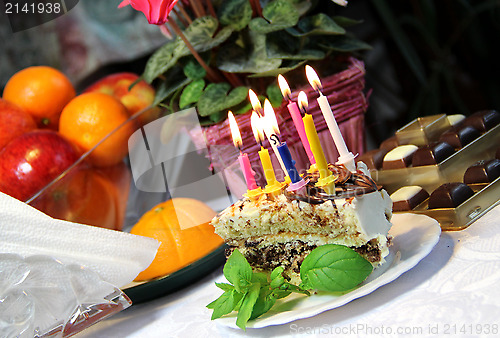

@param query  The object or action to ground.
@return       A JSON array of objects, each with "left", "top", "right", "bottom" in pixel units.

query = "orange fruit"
[
  {"left": 59, "top": 92, "right": 136, "bottom": 167},
  {"left": 130, "top": 198, "right": 223, "bottom": 281},
  {"left": 29, "top": 165, "right": 118, "bottom": 230},
  {"left": 3, "top": 66, "right": 75, "bottom": 129}
]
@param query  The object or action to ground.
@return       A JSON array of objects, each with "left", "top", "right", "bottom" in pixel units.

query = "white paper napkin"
[{"left": 0, "top": 191, "right": 160, "bottom": 288}]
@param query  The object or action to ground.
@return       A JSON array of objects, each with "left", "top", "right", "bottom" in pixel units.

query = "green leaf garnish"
[
  {"left": 300, "top": 244, "right": 373, "bottom": 292},
  {"left": 207, "top": 245, "right": 373, "bottom": 329},
  {"left": 223, "top": 249, "right": 253, "bottom": 293}
]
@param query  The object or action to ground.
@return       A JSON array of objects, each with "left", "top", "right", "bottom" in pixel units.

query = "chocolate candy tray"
[
  {"left": 395, "top": 177, "right": 500, "bottom": 231},
  {"left": 371, "top": 123, "right": 500, "bottom": 195}
]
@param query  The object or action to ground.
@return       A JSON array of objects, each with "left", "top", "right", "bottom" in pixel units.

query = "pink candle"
[
  {"left": 278, "top": 75, "right": 316, "bottom": 165},
  {"left": 238, "top": 152, "right": 258, "bottom": 190},
  {"left": 228, "top": 111, "right": 260, "bottom": 192}
]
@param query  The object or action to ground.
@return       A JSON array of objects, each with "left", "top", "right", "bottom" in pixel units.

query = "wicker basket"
[{"left": 196, "top": 57, "right": 369, "bottom": 193}]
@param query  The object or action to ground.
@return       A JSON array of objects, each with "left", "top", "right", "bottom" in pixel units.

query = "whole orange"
[
  {"left": 59, "top": 92, "right": 136, "bottom": 167},
  {"left": 29, "top": 165, "right": 118, "bottom": 230},
  {"left": 130, "top": 198, "right": 223, "bottom": 281},
  {"left": 3, "top": 66, "right": 75, "bottom": 129}
]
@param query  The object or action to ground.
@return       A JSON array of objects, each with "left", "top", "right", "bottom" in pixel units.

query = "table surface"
[{"left": 78, "top": 205, "right": 500, "bottom": 338}]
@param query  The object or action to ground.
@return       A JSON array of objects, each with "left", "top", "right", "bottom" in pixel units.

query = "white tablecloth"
[{"left": 78, "top": 205, "right": 500, "bottom": 337}]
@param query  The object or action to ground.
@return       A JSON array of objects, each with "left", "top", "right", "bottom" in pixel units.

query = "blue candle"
[{"left": 277, "top": 142, "right": 301, "bottom": 183}]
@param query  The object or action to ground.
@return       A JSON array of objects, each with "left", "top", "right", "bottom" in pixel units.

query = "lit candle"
[
  {"left": 248, "top": 89, "right": 263, "bottom": 116},
  {"left": 263, "top": 100, "right": 308, "bottom": 192},
  {"left": 249, "top": 94, "right": 288, "bottom": 176},
  {"left": 228, "top": 111, "right": 262, "bottom": 197},
  {"left": 278, "top": 74, "right": 316, "bottom": 165},
  {"left": 251, "top": 112, "right": 282, "bottom": 195},
  {"left": 305, "top": 65, "right": 356, "bottom": 172},
  {"left": 300, "top": 93, "right": 336, "bottom": 195}
]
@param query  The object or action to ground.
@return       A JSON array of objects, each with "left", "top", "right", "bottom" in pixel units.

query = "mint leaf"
[
  {"left": 250, "top": 287, "right": 276, "bottom": 320},
  {"left": 207, "top": 289, "right": 243, "bottom": 320},
  {"left": 251, "top": 272, "right": 268, "bottom": 284},
  {"left": 300, "top": 244, "right": 373, "bottom": 292},
  {"left": 236, "top": 283, "right": 261, "bottom": 330},
  {"left": 223, "top": 249, "right": 253, "bottom": 293},
  {"left": 215, "top": 282, "right": 235, "bottom": 292}
]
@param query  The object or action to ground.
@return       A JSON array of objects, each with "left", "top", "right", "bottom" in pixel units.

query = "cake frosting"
[{"left": 211, "top": 164, "right": 393, "bottom": 283}]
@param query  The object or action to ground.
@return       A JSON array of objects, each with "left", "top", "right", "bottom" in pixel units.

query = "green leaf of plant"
[
  {"left": 143, "top": 42, "right": 179, "bottom": 83},
  {"left": 215, "top": 282, "right": 235, "bottom": 292},
  {"left": 286, "top": 13, "right": 345, "bottom": 37},
  {"left": 249, "top": 0, "right": 299, "bottom": 33},
  {"left": 266, "top": 31, "right": 325, "bottom": 61},
  {"left": 197, "top": 84, "right": 249, "bottom": 116},
  {"left": 183, "top": 60, "right": 206, "bottom": 80},
  {"left": 332, "top": 16, "right": 363, "bottom": 28},
  {"left": 218, "top": 0, "right": 253, "bottom": 31},
  {"left": 250, "top": 287, "right": 276, "bottom": 320},
  {"left": 251, "top": 272, "right": 269, "bottom": 284},
  {"left": 270, "top": 266, "right": 285, "bottom": 280},
  {"left": 153, "top": 77, "right": 192, "bottom": 107},
  {"left": 236, "top": 283, "right": 261, "bottom": 330},
  {"left": 232, "top": 100, "right": 252, "bottom": 115},
  {"left": 143, "top": 17, "right": 233, "bottom": 83},
  {"left": 208, "top": 111, "right": 227, "bottom": 123},
  {"left": 300, "top": 244, "right": 373, "bottom": 292},
  {"left": 318, "top": 35, "right": 372, "bottom": 52},
  {"left": 177, "top": 16, "right": 233, "bottom": 55},
  {"left": 207, "top": 289, "right": 244, "bottom": 319},
  {"left": 217, "top": 30, "right": 282, "bottom": 73},
  {"left": 223, "top": 249, "right": 253, "bottom": 293},
  {"left": 179, "top": 79, "right": 205, "bottom": 108},
  {"left": 266, "top": 84, "right": 283, "bottom": 107},
  {"left": 248, "top": 60, "right": 306, "bottom": 78}
]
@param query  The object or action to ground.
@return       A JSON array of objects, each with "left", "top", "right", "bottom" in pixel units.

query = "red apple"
[
  {"left": 0, "top": 130, "right": 80, "bottom": 201},
  {"left": 83, "top": 72, "right": 160, "bottom": 126},
  {"left": 0, "top": 98, "right": 37, "bottom": 150}
]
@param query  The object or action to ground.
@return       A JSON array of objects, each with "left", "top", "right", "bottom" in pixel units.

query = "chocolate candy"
[
  {"left": 438, "top": 125, "right": 480, "bottom": 149},
  {"left": 357, "top": 148, "right": 388, "bottom": 170},
  {"left": 463, "top": 159, "right": 500, "bottom": 184},
  {"left": 447, "top": 114, "right": 466, "bottom": 126},
  {"left": 412, "top": 142, "right": 455, "bottom": 167},
  {"left": 382, "top": 145, "right": 418, "bottom": 170},
  {"left": 428, "top": 183, "right": 474, "bottom": 209},
  {"left": 462, "top": 110, "right": 500, "bottom": 132},
  {"left": 380, "top": 135, "right": 399, "bottom": 152},
  {"left": 390, "top": 186, "right": 429, "bottom": 212}
]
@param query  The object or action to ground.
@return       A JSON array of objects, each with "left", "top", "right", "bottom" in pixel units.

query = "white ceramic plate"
[{"left": 217, "top": 213, "right": 441, "bottom": 328}]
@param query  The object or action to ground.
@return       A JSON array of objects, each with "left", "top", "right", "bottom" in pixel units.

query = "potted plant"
[{"left": 120, "top": 0, "right": 370, "bottom": 181}]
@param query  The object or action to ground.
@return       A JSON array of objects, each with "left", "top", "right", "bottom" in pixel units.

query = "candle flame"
[
  {"left": 305, "top": 65, "right": 322, "bottom": 93},
  {"left": 250, "top": 111, "right": 265, "bottom": 144},
  {"left": 277, "top": 74, "right": 291, "bottom": 100},
  {"left": 248, "top": 89, "right": 262, "bottom": 114},
  {"left": 228, "top": 111, "right": 242, "bottom": 149},
  {"left": 263, "top": 99, "right": 280, "bottom": 136},
  {"left": 298, "top": 91, "right": 308, "bottom": 113}
]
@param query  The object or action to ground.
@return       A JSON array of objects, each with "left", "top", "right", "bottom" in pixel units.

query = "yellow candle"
[
  {"left": 258, "top": 146, "right": 279, "bottom": 187},
  {"left": 303, "top": 113, "right": 336, "bottom": 194},
  {"left": 303, "top": 113, "right": 331, "bottom": 178}
]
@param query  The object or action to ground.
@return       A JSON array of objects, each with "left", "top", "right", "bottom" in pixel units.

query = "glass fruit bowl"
[{"left": 25, "top": 106, "right": 238, "bottom": 301}]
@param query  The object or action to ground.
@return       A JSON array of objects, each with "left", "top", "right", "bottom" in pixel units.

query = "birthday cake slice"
[{"left": 211, "top": 164, "right": 393, "bottom": 284}]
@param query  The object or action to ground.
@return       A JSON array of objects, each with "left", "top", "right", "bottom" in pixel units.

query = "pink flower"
[{"left": 118, "top": 0, "right": 179, "bottom": 25}]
